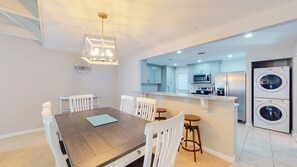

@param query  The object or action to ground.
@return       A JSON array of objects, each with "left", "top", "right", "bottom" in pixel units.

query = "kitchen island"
[{"left": 142, "top": 92, "right": 238, "bottom": 163}]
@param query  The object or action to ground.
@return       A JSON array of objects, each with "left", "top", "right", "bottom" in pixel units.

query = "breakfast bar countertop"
[{"left": 142, "top": 92, "right": 237, "bottom": 101}]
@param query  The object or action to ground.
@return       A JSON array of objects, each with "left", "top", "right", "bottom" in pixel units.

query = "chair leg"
[
  {"left": 192, "top": 130, "right": 196, "bottom": 162},
  {"left": 178, "top": 138, "right": 183, "bottom": 152},
  {"left": 185, "top": 127, "right": 188, "bottom": 147},
  {"left": 197, "top": 126, "right": 202, "bottom": 154}
]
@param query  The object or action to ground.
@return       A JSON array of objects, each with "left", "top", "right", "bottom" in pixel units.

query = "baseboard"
[
  {"left": 245, "top": 122, "right": 252, "bottom": 127},
  {"left": 202, "top": 146, "right": 235, "bottom": 163},
  {"left": 0, "top": 127, "right": 44, "bottom": 140},
  {"left": 185, "top": 142, "right": 235, "bottom": 163}
]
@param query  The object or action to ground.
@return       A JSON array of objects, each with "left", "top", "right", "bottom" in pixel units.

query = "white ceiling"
[
  {"left": 40, "top": 0, "right": 297, "bottom": 57},
  {"left": 147, "top": 20, "right": 297, "bottom": 66},
  {"left": 1, "top": 0, "right": 296, "bottom": 58}
]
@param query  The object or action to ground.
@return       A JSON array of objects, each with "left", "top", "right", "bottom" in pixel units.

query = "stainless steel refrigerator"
[{"left": 215, "top": 72, "right": 246, "bottom": 123}]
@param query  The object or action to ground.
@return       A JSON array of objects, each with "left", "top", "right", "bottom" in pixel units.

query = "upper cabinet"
[
  {"left": 147, "top": 64, "right": 161, "bottom": 83},
  {"left": 210, "top": 61, "right": 221, "bottom": 83},
  {"left": 188, "top": 61, "right": 221, "bottom": 83},
  {"left": 141, "top": 60, "right": 161, "bottom": 84}
]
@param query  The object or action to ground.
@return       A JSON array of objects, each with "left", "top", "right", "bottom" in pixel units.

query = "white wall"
[
  {"left": 220, "top": 58, "right": 246, "bottom": 72},
  {"left": 0, "top": 34, "right": 118, "bottom": 136}
]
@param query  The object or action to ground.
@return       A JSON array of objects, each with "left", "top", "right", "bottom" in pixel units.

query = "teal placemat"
[{"left": 86, "top": 114, "right": 118, "bottom": 127}]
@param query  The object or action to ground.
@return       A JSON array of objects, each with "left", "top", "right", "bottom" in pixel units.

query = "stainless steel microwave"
[{"left": 193, "top": 74, "right": 211, "bottom": 83}]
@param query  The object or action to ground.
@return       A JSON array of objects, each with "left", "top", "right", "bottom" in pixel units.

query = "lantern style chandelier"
[{"left": 81, "top": 12, "right": 118, "bottom": 65}]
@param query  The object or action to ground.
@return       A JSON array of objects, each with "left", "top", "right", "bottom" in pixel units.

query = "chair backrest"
[
  {"left": 120, "top": 95, "right": 135, "bottom": 115},
  {"left": 42, "top": 101, "right": 52, "bottom": 111},
  {"left": 41, "top": 109, "right": 68, "bottom": 167},
  {"left": 143, "top": 111, "right": 184, "bottom": 167},
  {"left": 69, "top": 94, "right": 93, "bottom": 112},
  {"left": 135, "top": 97, "right": 156, "bottom": 122}
]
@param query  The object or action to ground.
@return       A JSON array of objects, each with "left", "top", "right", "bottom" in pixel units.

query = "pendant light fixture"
[{"left": 81, "top": 12, "right": 118, "bottom": 65}]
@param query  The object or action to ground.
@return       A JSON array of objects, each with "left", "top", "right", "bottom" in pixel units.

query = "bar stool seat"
[
  {"left": 185, "top": 114, "right": 201, "bottom": 122},
  {"left": 155, "top": 108, "right": 167, "bottom": 121},
  {"left": 182, "top": 114, "right": 203, "bottom": 162}
]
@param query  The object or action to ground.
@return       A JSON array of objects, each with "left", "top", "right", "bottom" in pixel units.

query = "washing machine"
[
  {"left": 254, "top": 97, "right": 290, "bottom": 133},
  {"left": 254, "top": 66, "right": 290, "bottom": 99}
]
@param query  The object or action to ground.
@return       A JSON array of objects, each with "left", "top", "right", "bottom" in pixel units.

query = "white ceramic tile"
[
  {"left": 270, "top": 131, "right": 296, "bottom": 145},
  {"left": 273, "top": 161, "right": 293, "bottom": 167},
  {"left": 238, "top": 134, "right": 247, "bottom": 142},
  {"left": 243, "top": 143, "right": 273, "bottom": 159},
  {"left": 240, "top": 151, "right": 273, "bottom": 167},
  {"left": 273, "top": 152, "right": 297, "bottom": 167},
  {"left": 231, "top": 161, "right": 256, "bottom": 167},
  {"left": 247, "top": 128, "right": 270, "bottom": 141},
  {"left": 245, "top": 136, "right": 271, "bottom": 149},
  {"left": 272, "top": 143, "right": 297, "bottom": 158},
  {"left": 236, "top": 139, "right": 245, "bottom": 150}
]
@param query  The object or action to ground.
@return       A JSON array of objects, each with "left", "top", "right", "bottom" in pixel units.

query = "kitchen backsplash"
[{"left": 141, "top": 84, "right": 159, "bottom": 92}]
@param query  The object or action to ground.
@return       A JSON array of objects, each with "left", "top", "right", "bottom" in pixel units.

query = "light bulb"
[
  {"left": 94, "top": 48, "right": 99, "bottom": 55},
  {"left": 106, "top": 49, "right": 113, "bottom": 57}
]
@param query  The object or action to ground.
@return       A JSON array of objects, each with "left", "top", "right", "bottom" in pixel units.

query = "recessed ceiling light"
[
  {"left": 228, "top": 54, "right": 233, "bottom": 58},
  {"left": 174, "top": 63, "right": 177, "bottom": 66},
  {"left": 197, "top": 60, "right": 202, "bottom": 63},
  {"left": 244, "top": 33, "right": 253, "bottom": 38},
  {"left": 176, "top": 50, "right": 182, "bottom": 54}
]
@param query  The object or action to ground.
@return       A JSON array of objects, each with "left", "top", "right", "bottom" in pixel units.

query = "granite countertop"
[{"left": 142, "top": 92, "right": 237, "bottom": 101}]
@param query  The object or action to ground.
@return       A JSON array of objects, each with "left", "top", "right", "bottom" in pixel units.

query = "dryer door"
[
  {"left": 256, "top": 103, "right": 287, "bottom": 124},
  {"left": 256, "top": 72, "right": 287, "bottom": 92}
]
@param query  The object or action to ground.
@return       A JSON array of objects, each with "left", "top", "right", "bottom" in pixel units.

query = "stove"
[{"left": 191, "top": 87, "right": 213, "bottom": 95}]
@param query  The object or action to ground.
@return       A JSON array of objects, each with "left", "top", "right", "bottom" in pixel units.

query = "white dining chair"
[
  {"left": 120, "top": 95, "right": 135, "bottom": 115},
  {"left": 69, "top": 94, "right": 93, "bottom": 112},
  {"left": 42, "top": 101, "right": 52, "bottom": 110},
  {"left": 126, "top": 111, "right": 184, "bottom": 167},
  {"left": 41, "top": 109, "right": 68, "bottom": 167},
  {"left": 135, "top": 97, "right": 156, "bottom": 122}
]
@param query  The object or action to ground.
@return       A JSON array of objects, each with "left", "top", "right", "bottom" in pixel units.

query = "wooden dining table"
[{"left": 55, "top": 107, "right": 148, "bottom": 167}]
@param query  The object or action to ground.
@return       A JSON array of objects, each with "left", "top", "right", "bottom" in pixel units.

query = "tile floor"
[{"left": 0, "top": 124, "right": 296, "bottom": 167}]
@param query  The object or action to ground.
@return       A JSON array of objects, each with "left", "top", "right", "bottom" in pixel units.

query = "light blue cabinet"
[
  {"left": 141, "top": 60, "right": 148, "bottom": 83},
  {"left": 141, "top": 60, "right": 162, "bottom": 84},
  {"left": 147, "top": 64, "right": 161, "bottom": 83},
  {"left": 210, "top": 61, "right": 221, "bottom": 83}
]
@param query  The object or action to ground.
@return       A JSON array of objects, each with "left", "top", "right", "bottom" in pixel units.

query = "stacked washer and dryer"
[{"left": 253, "top": 66, "right": 290, "bottom": 133}]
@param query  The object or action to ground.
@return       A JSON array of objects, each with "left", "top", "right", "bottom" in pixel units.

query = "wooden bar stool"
[
  {"left": 182, "top": 114, "right": 203, "bottom": 162},
  {"left": 155, "top": 108, "right": 167, "bottom": 121}
]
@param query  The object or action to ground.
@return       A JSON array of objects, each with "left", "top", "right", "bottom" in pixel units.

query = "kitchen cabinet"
[
  {"left": 210, "top": 61, "right": 221, "bottom": 83},
  {"left": 147, "top": 64, "right": 161, "bottom": 83},
  {"left": 141, "top": 60, "right": 148, "bottom": 83},
  {"left": 188, "top": 63, "right": 210, "bottom": 83},
  {"left": 141, "top": 60, "right": 161, "bottom": 84},
  {"left": 160, "top": 66, "right": 176, "bottom": 92},
  {"left": 188, "top": 61, "right": 220, "bottom": 83}
]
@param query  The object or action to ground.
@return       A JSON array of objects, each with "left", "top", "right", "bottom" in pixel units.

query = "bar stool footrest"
[
  {"left": 155, "top": 117, "right": 166, "bottom": 120},
  {"left": 181, "top": 140, "right": 202, "bottom": 153}
]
